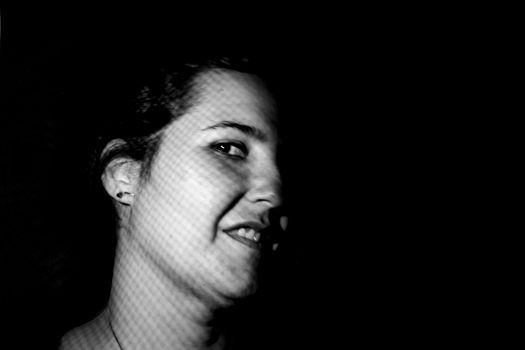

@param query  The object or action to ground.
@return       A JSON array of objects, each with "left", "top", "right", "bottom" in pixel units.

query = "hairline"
[{"left": 138, "top": 67, "right": 264, "bottom": 181}]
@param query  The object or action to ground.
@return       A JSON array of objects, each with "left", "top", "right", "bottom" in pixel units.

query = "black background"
[
  {"left": 0, "top": 5, "right": 453, "bottom": 349},
  {"left": 0, "top": 6, "right": 359, "bottom": 349}
]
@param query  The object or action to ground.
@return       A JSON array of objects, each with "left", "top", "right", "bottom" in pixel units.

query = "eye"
[{"left": 211, "top": 142, "right": 248, "bottom": 159}]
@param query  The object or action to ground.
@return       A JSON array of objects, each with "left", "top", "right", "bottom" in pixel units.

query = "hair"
[
  {"left": 70, "top": 52, "right": 279, "bottom": 322},
  {"left": 92, "top": 54, "right": 271, "bottom": 185},
  {"left": 66, "top": 50, "right": 293, "bottom": 339}
]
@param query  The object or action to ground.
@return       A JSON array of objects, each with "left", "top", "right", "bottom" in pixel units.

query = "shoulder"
[{"left": 59, "top": 310, "right": 116, "bottom": 350}]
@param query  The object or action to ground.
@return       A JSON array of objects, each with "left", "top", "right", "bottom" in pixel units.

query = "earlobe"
[
  {"left": 101, "top": 158, "right": 141, "bottom": 205},
  {"left": 115, "top": 191, "right": 136, "bottom": 205}
]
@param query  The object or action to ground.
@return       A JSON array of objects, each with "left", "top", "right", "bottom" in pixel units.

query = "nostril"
[
  {"left": 263, "top": 206, "right": 287, "bottom": 228},
  {"left": 258, "top": 209, "right": 288, "bottom": 248}
]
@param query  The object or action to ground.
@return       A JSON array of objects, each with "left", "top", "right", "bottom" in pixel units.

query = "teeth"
[
  {"left": 245, "top": 229, "right": 255, "bottom": 240},
  {"left": 238, "top": 228, "right": 247, "bottom": 237},
  {"left": 232, "top": 227, "right": 260, "bottom": 242},
  {"left": 280, "top": 216, "right": 289, "bottom": 231}
]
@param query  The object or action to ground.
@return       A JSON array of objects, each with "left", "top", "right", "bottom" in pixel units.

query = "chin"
[{"left": 215, "top": 276, "right": 260, "bottom": 306}]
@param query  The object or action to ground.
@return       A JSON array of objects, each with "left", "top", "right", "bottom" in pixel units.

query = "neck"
[{"left": 107, "top": 230, "right": 226, "bottom": 350}]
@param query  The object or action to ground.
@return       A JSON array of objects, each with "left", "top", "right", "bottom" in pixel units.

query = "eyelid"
[{"left": 210, "top": 140, "right": 248, "bottom": 159}]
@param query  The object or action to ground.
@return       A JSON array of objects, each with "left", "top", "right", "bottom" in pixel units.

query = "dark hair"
[
  {"left": 72, "top": 52, "right": 279, "bottom": 321},
  {"left": 93, "top": 54, "right": 269, "bottom": 185},
  {"left": 67, "top": 49, "right": 293, "bottom": 334}
]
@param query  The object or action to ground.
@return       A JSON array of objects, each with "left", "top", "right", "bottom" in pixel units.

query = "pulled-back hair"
[
  {"left": 92, "top": 54, "right": 265, "bottom": 185},
  {"left": 72, "top": 51, "right": 279, "bottom": 321},
  {"left": 63, "top": 47, "right": 291, "bottom": 333}
]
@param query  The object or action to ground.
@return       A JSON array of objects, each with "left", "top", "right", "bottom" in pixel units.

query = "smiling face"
[{"left": 128, "top": 69, "right": 283, "bottom": 304}]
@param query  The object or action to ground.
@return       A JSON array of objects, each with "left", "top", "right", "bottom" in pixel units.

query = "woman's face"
[{"left": 130, "top": 69, "right": 283, "bottom": 304}]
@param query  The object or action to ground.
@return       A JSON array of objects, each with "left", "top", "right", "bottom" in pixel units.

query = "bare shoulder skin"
[{"left": 60, "top": 309, "right": 119, "bottom": 350}]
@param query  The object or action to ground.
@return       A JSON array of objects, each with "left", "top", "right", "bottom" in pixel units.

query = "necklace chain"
[{"left": 108, "top": 312, "right": 125, "bottom": 350}]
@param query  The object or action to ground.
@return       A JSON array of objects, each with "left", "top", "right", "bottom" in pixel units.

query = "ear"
[
  {"left": 100, "top": 141, "right": 142, "bottom": 206},
  {"left": 101, "top": 158, "right": 141, "bottom": 205}
]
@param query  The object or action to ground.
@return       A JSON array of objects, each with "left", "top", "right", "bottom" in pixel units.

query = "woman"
[{"left": 60, "top": 53, "right": 289, "bottom": 350}]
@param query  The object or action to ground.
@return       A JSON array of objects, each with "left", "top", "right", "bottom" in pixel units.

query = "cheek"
[
  {"left": 149, "top": 152, "right": 248, "bottom": 224},
  {"left": 181, "top": 157, "right": 247, "bottom": 211}
]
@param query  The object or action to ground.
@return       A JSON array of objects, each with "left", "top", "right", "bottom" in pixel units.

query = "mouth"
[{"left": 223, "top": 226, "right": 262, "bottom": 250}]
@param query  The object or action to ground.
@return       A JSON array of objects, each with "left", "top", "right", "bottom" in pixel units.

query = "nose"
[{"left": 246, "top": 160, "right": 283, "bottom": 210}]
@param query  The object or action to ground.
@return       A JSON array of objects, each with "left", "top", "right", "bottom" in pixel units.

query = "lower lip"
[{"left": 224, "top": 231, "right": 261, "bottom": 250}]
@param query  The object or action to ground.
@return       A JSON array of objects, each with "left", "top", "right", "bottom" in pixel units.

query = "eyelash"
[{"left": 211, "top": 141, "right": 248, "bottom": 159}]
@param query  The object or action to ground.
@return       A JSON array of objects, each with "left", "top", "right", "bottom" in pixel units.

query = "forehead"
[
  {"left": 196, "top": 69, "right": 274, "bottom": 108},
  {"left": 169, "top": 69, "right": 278, "bottom": 132}
]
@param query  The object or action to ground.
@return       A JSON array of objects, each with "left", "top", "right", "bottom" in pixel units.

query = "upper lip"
[{"left": 223, "top": 221, "right": 268, "bottom": 233}]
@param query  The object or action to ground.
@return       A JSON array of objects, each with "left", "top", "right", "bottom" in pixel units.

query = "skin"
[{"left": 60, "top": 69, "right": 284, "bottom": 350}]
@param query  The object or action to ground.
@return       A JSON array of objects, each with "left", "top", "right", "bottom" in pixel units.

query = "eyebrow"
[{"left": 202, "top": 121, "right": 267, "bottom": 141}]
